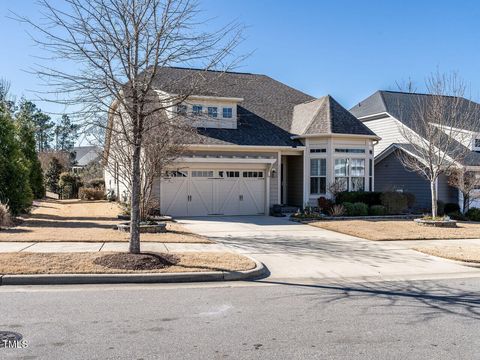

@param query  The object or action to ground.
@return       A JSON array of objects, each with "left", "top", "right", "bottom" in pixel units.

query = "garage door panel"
[
  {"left": 216, "top": 179, "right": 240, "bottom": 215},
  {"left": 189, "top": 179, "right": 214, "bottom": 216},
  {"left": 160, "top": 177, "right": 188, "bottom": 217},
  {"left": 240, "top": 179, "right": 265, "bottom": 215}
]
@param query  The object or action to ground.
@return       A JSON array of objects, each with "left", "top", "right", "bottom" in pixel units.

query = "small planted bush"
[
  {"left": 437, "top": 200, "right": 445, "bottom": 216},
  {"left": 380, "top": 192, "right": 408, "bottom": 214},
  {"left": 342, "top": 202, "right": 354, "bottom": 216},
  {"left": 466, "top": 208, "right": 480, "bottom": 222},
  {"left": 444, "top": 203, "right": 460, "bottom": 215},
  {"left": 0, "top": 202, "right": 12, "bottom": 229},
  {"left": 329, "top": 204, "right": 345, "bottom": 217},
  {"left": 352, "top": 202, "right": 369, "bottom": 216},
  {"left": 317, "top": 197, "right": 333, "bottom": 213},
  {"left": 369, "top": 205, "right": 386, "bottom": 216},
  {"left": 79, "top": 188, "right": 106, "bottom": 201}
]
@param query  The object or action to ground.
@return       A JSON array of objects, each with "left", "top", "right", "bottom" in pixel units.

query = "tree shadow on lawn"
[
  {"left": 256, "top": 278, "right": 480, "bottom": 321},
  {"left": 26, "top": 213, "right": 119, "bottom": 222},
  {"left": 17, "top": 219, "right": 116, "bottom": 229}
]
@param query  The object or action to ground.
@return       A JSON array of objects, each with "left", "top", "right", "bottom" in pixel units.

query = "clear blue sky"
[{"left": 2, "top": 0, "right": 480, "bottom": 116}]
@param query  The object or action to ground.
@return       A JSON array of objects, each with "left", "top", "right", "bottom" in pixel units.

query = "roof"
[
  {"left": 149, "top": 67, "right": 377, "bottom": 146},
  {"left": 292, "top": 95, "right": 376, "bottom": 136},
  {"left": 73, "top": 146, "right": 101, "bottom": 166},
  {"left": 350, "top": 90, "right": 480, "bottom": 132}
]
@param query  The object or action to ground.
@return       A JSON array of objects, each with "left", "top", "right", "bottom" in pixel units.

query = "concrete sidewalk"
[{"left": 0, "top": 241, "right": 229, "bottom": 253}]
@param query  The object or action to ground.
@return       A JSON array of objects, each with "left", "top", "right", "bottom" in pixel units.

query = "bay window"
[
  {"left": 310, "top": 158, "right": 326, "bottom": 195},
  {"left": 334, "top": 158, "right": 366, "bottom": 191},
  {"left": 334, "top": 159, "right": 349, "bottom": 191}
]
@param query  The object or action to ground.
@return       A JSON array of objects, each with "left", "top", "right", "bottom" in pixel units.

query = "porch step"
[{"left": 279, "top": 205, "right": 300, "bottom": 214}]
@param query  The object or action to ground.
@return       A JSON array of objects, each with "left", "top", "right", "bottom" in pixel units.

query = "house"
[
  {"left": 104, "top": 67, "right": 379, "bottom": 217},
  {"left": 72, "top": 146, "right": 101, "bottom": 171},
  {"left": 350, "top": 90, "right": 480, "bottom": 210}
]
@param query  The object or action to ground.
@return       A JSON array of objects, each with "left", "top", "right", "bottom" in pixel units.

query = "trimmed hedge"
[
  {"left": 466, "top": 208, "right": 480, "bottom": 222},
  {"left": 445, "top": 203, "right": 460, "bottom": 215},
  {"left": 79, "top": 188, "right": 105, "bottom": 201},
  {"left": 335, "top": 191, "right": 382, "bottom": 207},
  {"left": 369, "top": 205, "right": 386, "bottom": 216}
]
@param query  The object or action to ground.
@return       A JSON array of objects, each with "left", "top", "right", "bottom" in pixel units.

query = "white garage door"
[{"left": 160, "top": 169, "right": 266, "bottom": 217}]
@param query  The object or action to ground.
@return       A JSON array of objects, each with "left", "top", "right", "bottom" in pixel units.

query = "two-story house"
[
  {"left": 105, "top": 67, "right": 379, "bottom": 217},
  {"left": 350, "top": 90, "right": 480, "bottom": 211}
]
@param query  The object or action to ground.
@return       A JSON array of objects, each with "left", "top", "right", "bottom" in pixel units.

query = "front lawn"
[
  {"left": 0, "top": 199, "right": 210, "bottom": 243},
  {"left": 0, "top": 251, "right": 255, "bottom": 274},
  {"left": 414, "top": 245, "right": 480, "bottom": 263},
  {"left": 310, "top": 219, "right": 480, "bottom": 240}
]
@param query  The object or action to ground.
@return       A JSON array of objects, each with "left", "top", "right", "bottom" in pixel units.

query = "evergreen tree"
[
  {"left": 45, "top": 157, "right": 64, "bottom": 194},
  {"left": 0, "top": 100, "right": 33, "bottom": 215},
  {"left": 55, "top": 114, "right": 79, "bottom": 151}
]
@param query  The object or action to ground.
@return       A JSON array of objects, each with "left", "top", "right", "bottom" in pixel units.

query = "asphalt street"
[{"left": 1, "top": 277, "right": 480, "bottom": 359}]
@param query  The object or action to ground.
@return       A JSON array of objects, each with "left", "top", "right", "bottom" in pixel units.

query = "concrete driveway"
[{"left": 178, "top": 216, "right": 480, "bottom": 282}]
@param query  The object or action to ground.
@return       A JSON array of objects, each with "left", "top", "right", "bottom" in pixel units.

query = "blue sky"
[{"left": 1, "top": 0, "right": 480, "bottom": 117}]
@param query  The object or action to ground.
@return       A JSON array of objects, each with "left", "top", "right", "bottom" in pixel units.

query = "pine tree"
[
  {"left": 16, "top": 100, "right": 46, "bottom": 198},
  {"left": 0, "top": 101, "right": 33, "bottom": 215},
  {"left": 45, "top": 158, "right": 64, "bottom": 194},
  {"left": 55, "top": 114, "right": 79, "bottom": 151}
]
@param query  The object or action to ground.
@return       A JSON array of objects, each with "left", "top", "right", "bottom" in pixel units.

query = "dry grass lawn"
[
  {"left": 0, "top": 199, "right": 210, "bottom": 243},
  {"left": 0, "top": 251, "right": 255, "bottom": 274},
  {"left": 310, "top": 219, "right": 480, "bottom": 240},
  {"left": 414, "top": 245, "right": 480, "bottom": 263}
]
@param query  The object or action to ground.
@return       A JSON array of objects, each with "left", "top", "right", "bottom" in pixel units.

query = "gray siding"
[
  {"left": 286, "top": 155, "right": 304, "bottom": 207},
  {"left": 375, "top": 150, "right": 458, "bottom": 210}
]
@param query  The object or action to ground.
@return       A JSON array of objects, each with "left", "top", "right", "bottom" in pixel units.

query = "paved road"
[
  {"left": 178, "top": 216, "right": 480, "bottom": 281},
  {"left": 1, "top": 278, "right": 480, "bottom": 359}
]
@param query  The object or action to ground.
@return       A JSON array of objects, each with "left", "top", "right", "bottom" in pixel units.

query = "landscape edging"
[{"left": 0, "top": 256, "right": 267, "bottom": 286}]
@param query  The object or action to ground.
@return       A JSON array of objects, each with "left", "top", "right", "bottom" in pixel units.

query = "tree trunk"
[
  {"left": 129, "top": 142, "right": 142, "bottom": 254},
  {"left": 463, "top": 193, "right": 469, "bottom": 214},
  {"left": 431, "top": 180, "right": 437, "bottom": 218}
]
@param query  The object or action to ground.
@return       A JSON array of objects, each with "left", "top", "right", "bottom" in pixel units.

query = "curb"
[{"left": 0, "top": 256, "right": 267, "bottom": 286}]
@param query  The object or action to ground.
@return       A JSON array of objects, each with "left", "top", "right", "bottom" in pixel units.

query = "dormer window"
[
  {"left": 208, "top": 107, "right": 218, "bottom": 118},
  {"left": 475, "top": 138, "right": 480, "bottom": 149},
  {"left": 176, "top": 104, "right": 187, "bottom": 116},
  {"left": 192, "top": 105, "right": 203, "bottom": 115},
  {"left": 223, "top": 107, "right": 233, "bottom": 118}
]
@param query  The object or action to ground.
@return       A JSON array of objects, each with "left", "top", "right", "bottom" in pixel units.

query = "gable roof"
[
  {"left": 292, "top": 95, "right": 377, "bottom": 136},
  {"left": 151, "top": 67, "right": 314, "bottom": 146},
  {"left": 150, "top": 67, "right": 377, "bottom": 146},
  {"left": 73, "top": 146, "right": 101, "bottom": 166},
  {"left": 350, "top": 90, "right": 480, "bottom": 132}
]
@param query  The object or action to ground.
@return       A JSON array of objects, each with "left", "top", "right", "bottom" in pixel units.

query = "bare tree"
[
  {"left": 448, "top": 168, "right": 480, "bottom": 213},
  {"left": 396, "top": 72, "right": 480, "bottom": 217},
  {"left": 17, "top": 0, "right": 243, "bottom": 253}
]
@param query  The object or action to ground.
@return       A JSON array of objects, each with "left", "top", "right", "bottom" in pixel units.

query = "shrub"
[
  {"left": 329, "top": 204, "right": 345, "bottom": 217},
  {"left": 437, "top": 200, "right": 445, "bottom": 216},
  {"left": 448, "top": 211, "right": 468, "bottom": 221},
  {"left": 444, "top": 203, "right": 460, "bottom": 215},
  {"left": 335, "top": 191, "right": 382, "bottom": 207},
  {"left": 466, "top": 208, "right": 480, "bottom": 222},
  {"left": 58, "top": 172, "right": 82, "bottom": 199},
  {"left": 369, "top": 205, "right": 386, "bottom": 216},
  {"left": 380, "top": 192, "right": 408, "bottom": 214},
  {"left": 78, "top": 187, "right": 105, "bottom": 201},
  {"left": 342, "top": 202, "right": 354, "bottom": 216},
  {"left": 45, "top": 157, "right": 64, "bottom": 193},
  {"left": 404, "top": 192, "right": 416, "bottom": 208},
  {"left": 318, "top": 197, "right": 333, "bottom": 213},
  {"left": 86, "top": 178, "right": 105, "bottom": 189},
  {"left": 0, "top": 202, "right": 12, "bottom": 229},
  {"left": 352, "top": 202, "right": 369, "bottom": 216}
]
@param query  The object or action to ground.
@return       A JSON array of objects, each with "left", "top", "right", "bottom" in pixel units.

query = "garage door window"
[
  {"left": 192, "top": 170, "right": 214, "bottom": 177},
  {"left": 243, "top": 171, "right": 264, "bottom": 178},
  {"left": 165, "top": 170, "right": 187, "bottom": 178},
  {"left": 225, "top": 171, "right": 240, "bottom": 178}
]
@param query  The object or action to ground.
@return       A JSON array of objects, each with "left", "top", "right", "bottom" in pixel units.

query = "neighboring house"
[
  {"left": 72, "top": 146, "right": 101, "bottom": 171},
  {"left": 350, "top": 90, "right": 480, "bottom": 210},
  {"left": 104, "top": 67, "right": 379, "bottom": 217}
]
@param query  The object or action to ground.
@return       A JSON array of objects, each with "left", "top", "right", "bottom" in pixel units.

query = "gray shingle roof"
[
  {"left": 73, "top": 146, "right": 101, "bottom": 166},
  {"left": 292, "top": 96, "right": 376, "bottom": 136},
  {"left": 150, "top": 67, "right": 377, "bottom": 146}
]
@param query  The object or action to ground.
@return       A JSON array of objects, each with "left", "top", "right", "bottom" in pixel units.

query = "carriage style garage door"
[{"left": 160, "top": 169, "right": 266, "bottom": 216}]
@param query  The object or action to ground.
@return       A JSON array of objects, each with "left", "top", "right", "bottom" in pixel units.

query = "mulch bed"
[{"left": 94, "top": 252, "right": 179, "bottom": 270}]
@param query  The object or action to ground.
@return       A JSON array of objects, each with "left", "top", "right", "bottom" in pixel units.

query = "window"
[
  {"left": 310, "top": 148, "right": 327, "bottom": 153},
  {"left": 226, "top": 171, "right": 239, "bottom": 178},
  {"left": 192, "top": 170, "right": 214, "bottom": 177},
  {"left": 207, "top": 107, "right": 218, "bottom": 118},
  {"left": 350, "top": 159, "right": 365, "bottom": 191},
  {"left": 334, "top": 159, "right": 366, "bottom": 191},
  {"left": 165, "top": 170, "right": 187, "bottom": 178},
  {"left": 335, "top": 148, "right": 365, "bottom": 153},
  {"left": 243, "top": 171, "right": 264, "bottom": 178},
  {"left": 334, "top": 159, "right": 349, "bottom": 191},
  {"left": 223, "top": 107, "right": 233, "bottom": 118},
  {"left": 369, "top": 159, "right": 373, "bottom": 191},
  {"left": 310, "top": 159, "right": 326, "bottom": 194},
  {"left": 192, "top": 105, "right": 202, "bottom": 115},
  {"left": 475, "top": 138, "right": 480, "bottom": 148},
  {"left": 177, "top": 104, "right": 187, "bottom": 116}
]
